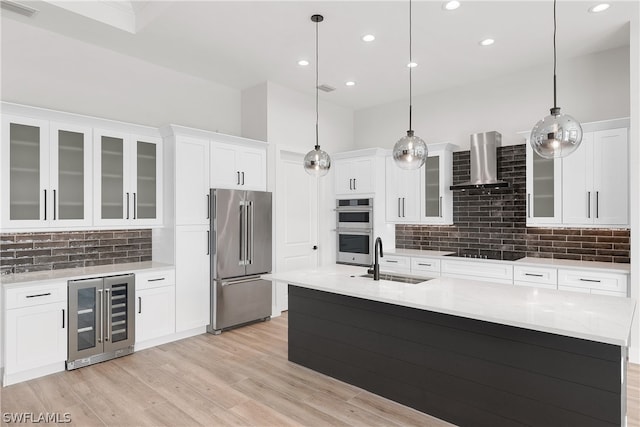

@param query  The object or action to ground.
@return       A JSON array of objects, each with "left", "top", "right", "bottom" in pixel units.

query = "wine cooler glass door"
[
  {"left": 68, "top": 278, "right": 103, "bottom": 361},
  {"left": 103, "top": 274, "right": 135, "bottom": 352}
]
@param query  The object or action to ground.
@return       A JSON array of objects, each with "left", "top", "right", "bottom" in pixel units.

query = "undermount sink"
[{"left": 358, "top": 273, "right": 430, "bottom": 284}]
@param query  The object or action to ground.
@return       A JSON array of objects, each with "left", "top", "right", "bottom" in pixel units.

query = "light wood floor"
[{"left": 1, "top": 312, "right": 639, "bottom": 427}]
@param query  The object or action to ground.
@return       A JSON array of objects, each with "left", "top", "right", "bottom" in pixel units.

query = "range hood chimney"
[{"left": 450, "top": 131, "right": 509, "bottom": 191}]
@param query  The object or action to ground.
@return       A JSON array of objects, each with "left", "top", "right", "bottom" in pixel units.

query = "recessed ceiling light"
[
  {"left": 479, "top": 38, "right": 495, "bottom": 46},
  {"left": 407, "top": 62, "right": 418, "bottom": 68},
  {"left": 297, "top": 59, "right": 309, "bottom": 66},
  {"left": 443, "top": 1, "right": 461, "bottom": 11},
  {"left": 345, "top": 81, "right": 356, "bottom": 87},
  {"left": 588, "top": 3, "right": 610, "bottom": 13},
  {"left": 362, "top": 34, "right": 375, "bottom": 42}
]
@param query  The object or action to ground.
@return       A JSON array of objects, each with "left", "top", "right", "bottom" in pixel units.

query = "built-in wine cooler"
[{"left": 67, "top": 274, "right": 135, "bottom": 370}]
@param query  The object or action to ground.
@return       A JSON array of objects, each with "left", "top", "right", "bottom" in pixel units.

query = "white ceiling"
[{"left": 2, "top": 0, "right": 637, "bottom": 110}]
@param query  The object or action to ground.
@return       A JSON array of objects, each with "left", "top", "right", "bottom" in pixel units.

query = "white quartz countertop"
[
  {"left": 264, "top": 264, "right": 636, "bottom": 347},
  {"left": 1, "top": 261, "right": 174, "bottom": 289},
  {"left": 386, "top": 249, "right": 630, "bottom": 273}
]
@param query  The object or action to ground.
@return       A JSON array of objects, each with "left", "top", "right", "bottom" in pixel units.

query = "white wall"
[
  {"left": 355, "top": 47, "right": 630, "bottom": 150},
  {"left": 1, "top": 19, "right": 241, "bottom": 135},
  {"left": 265, "top": 82, "right": 355, "bottom": 267}
]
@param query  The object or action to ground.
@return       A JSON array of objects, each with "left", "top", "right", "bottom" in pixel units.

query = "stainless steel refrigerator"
[{"left": 207, "top": 189, "right": 272, "bottom": 334}]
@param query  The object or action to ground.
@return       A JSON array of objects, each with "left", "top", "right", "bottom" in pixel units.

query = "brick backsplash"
[
  {"left": 396, "top": 144, "right": 630, "bottom": 263},
  {"left": 0, "top": 229, "right": 152, "bottom": 275}
]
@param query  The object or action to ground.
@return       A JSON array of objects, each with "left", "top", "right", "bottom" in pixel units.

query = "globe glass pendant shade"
[
  {"left": 530, "top": 108, "right": 583, "bottom": 159},
  {"left": 393, "top": 130, "right": 428, "bottom": 170},
  {"left": 303, "top": 146, "right": 331, "bottom": 176}
]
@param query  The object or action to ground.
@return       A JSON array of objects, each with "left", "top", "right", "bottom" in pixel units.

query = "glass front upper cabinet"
[
  {"left": 1, "top": 116, "right": 93, "bottom": 229},
  {"left": 94, "top": 130, "right": 161, "bottom": 226},
  {"left": 525, "top": 139, "right": 562, "bottom": 225}
]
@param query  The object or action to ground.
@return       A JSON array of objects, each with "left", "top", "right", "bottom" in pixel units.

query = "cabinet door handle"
[
  {"left": 587, "top": 192, "right": 591, "bottom": 218},
  {"left": 62, "top": 309, "right": 65, "bottom": 328},
  {"left": 402, "top": 198, "right": 406, "bottom": 217},
  {"left": 398, "top": 198, "right": 401, "bottom": 218},
  {"left": 138, "top": 296, "right": 142, "bottom": 314},
  {"left": 525, "top": 273, "right": 544, "bottom": 277},
  {"left": 206, "top": 194, "right": 210, "bottom": 219},
  {"left": 126, "top": 192, "right": 130, "bottom": 219},
  {"left": 527, "top": 193, "right": 531, "bottom": 218},
  {"left": 237, "top": 171, "right": 241, "bottom": 185},
  {"left": 133, "top": 193, "right": 137, "bottom": 219},
  {"left": 439, "top": 196, "right": 442, "bottom": 217},
  {"left": 385, "top": 260, "right": 398, "bottom": 263},
  {"left": 579, "top": 278, "right": 601, "bottom": 283},
  {"left": 353, "top": 178, "right": 356, "bottom": 190},
  {"left": 349, "top": 179, "right": 353, "bottom": 190},
  {"left": 26, "top": 292, "right": 51, "bottom": 298},
  {"left": 242, "top": 171, "right": 245, "bottom": 185},
  {"left": 595, "top": 191, "right": 599, "bottom": 219},
  {"left": 418, "top": 263, "right": 432, "bottom": 267},
  {"left": 53, "top": 189, "right": 57, "bottom": 220},
  {"left": 44, "top": 189, "right": 47, "bottom": 220},
  {"left": 207, "top": 231, "right": 210, "bottom": 255},
  {"left": 148, "top": 277, "right": 165, "bottom": 282}
]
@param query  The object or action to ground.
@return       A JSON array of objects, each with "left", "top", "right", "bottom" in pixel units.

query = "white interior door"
[{"left": 274, "top": 149, "right": 318, "bottom": 312}]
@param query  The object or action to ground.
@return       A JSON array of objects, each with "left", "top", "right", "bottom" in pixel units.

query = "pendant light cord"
[
  {"left": 315, "top": 18, "right": 320, "bottom": 150},
  {"left": 408, "top": 0, "right": 413, "bottom": 132},
  {"left": 553, "top": 0, "right": 557, "bottom": 111}
]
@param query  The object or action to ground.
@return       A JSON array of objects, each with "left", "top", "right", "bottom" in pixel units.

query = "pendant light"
[
  {"left": 530, "top": 0, "right": 583, "bottom": 159},
  {"left": 303, "top": 14, "right": 331, "bottom": 177},
  {"left": 393, "top": 0, "right": 427, "bottom": 170}
]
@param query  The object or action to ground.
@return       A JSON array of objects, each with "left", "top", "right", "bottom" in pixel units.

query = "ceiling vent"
[
  {"left": 1, "top": 0, "right": 38, "bottom": 17},
  {"left": 317, "top": 84, "right": 335, "bottom": 93}
]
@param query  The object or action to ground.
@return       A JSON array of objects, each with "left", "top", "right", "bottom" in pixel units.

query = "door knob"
[{"left": 312, "top": 245, "right": 318, "bottom": 250}]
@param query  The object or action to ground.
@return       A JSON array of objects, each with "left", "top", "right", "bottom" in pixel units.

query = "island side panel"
[{"left": 288, "top": 285, "right": 623, "bottom": 427}]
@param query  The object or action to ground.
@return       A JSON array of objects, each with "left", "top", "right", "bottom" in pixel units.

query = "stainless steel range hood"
[{"left": 449, "top": 131, "right": 509, "bottom": 191}]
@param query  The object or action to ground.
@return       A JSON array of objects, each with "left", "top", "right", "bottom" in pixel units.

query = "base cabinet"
[
  {"left": 135, "top": 269, "right": 176, "bottom": 346},
  {"left": 3, "top": 282, "right": 67, "bottom": 386}
]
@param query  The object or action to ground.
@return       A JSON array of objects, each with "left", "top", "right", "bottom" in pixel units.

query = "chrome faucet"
[{"left": 369, "top": 237, "right": 383, "bottom": 280}]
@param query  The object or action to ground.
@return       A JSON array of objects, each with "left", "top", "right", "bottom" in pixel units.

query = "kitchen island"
[{"left": 264, "top": 264, "right": 636, "bottom": 427}]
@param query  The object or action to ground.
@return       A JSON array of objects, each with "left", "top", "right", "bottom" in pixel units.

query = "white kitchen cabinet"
[
  {"left": 175, "top": 225, "right": 210, "bottom": 332},
  {"left": 557, "top": 268, "right": 628, "bottom": 296},
  {"left": 210, "top": 139, "right": 267, "bottom": 191},
  {"left": 334, "top": 156, "right": 376, "bottom": 195},
  {"left": 562, "top": 128, "right": 628, "bottom": 226},
  {"left": 385, "top": 156, "right": 420, "bottom": 222},
  {"left": 1, "top": 115, "right": 93, "bottom": 229},
  {"left": 441, "top": 259, "right": 513, "bottom": 284},
  {"left": 421, "top": 145, "right": 455, "bottom": 224},
  {"left": 525, "top": 140, "right": 563, "bottom": 225},
  {"left": 513, "top": 265, "right": 558, "bottom": 289},
  {"left": 378, "top": 254, "right": 411, "bottom": 274},
  {"left": 175, "top": 136, "right": 210, "bottom": 225},
  {"left": 410, "top": 257, "right": 441, "bottom": 276},
  {"left": 93, "top": 129, "right": 163, "bottom": 227},
  {"left": 3, "top": 281, "right": 67, "bottom": 386},
  {"left": 135, "top": 269, "right": 176, "bottom": 347}
]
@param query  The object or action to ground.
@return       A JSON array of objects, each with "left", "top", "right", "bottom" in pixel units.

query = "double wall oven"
[{"left": 336, "top": 198, "right": 374, "bottom": 266}]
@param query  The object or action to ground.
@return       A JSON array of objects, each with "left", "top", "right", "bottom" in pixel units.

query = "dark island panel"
[{"left": 288, "top": 285, "right": 622, "bottom": 427}]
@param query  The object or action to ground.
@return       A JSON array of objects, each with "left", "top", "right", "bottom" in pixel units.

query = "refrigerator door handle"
[
  {"left": 239, "top": 201, "right": 247, "bottom": 266},
  {"left": 105, "top": 288, "right": 110, "bottom": 342},
  {"left": 220, "top": 276, "right": 263, "bottom": 287},
  {"left": 248, "top": 201, "right": 254, "bottom": 265}
]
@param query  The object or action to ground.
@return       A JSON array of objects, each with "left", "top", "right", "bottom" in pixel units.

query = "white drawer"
[
  {"left": 379, "top": 255, "right": 410, "bottom": 273},
  {"left": 513, "top": 266, "right": 557, "bottom": 286},
  {"left": 441, "top": 259, "right": 513, "bottom": 284},
  {"left": 411, "top": 257, "right": 441, "bottom": 274},
  {"left": 135, "top": 269, "right": 176, "bottom": 290},
  {"left": 557, "top": 269, "right": 627, "bottom": 294},
  {"left": 5, "top": 281, "right": 67, "bottom": 310}
]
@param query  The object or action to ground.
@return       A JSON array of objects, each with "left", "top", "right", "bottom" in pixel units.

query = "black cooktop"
[{"left": 444, "top": 250, "right": 524, "bottom": 261}]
